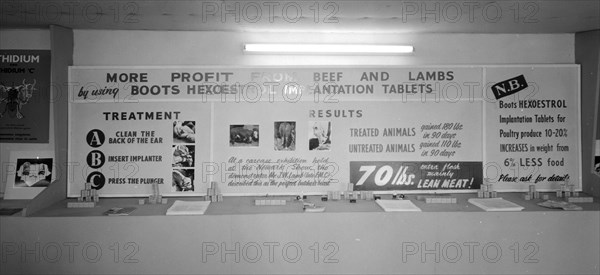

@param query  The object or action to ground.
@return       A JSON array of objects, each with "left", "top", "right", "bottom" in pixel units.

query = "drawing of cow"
[
  {"left": 230, "top": 126, "right": 259, "bottom": 145},
  {"left": 0, "top": 79, "right": 36, "bottom": 119},
  {"left": 277, "top": 122, "right": 295, "bottom": 149}
]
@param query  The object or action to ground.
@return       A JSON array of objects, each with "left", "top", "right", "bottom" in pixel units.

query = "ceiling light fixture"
[{"left": 243, "top": 44, "right": 414, "bottom": 55}]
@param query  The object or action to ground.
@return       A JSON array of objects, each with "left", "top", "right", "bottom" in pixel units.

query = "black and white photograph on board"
[
  {"left": 172, "top": 145, "right": 194, "bottom": 167},
  {"left": 229, "top": 124, "right": 259, "bottom": 147},
  {"left": 172, "top": 169, "right": 194, "bottom": 192},
  {"left": 595, "top": 140, "right": 600, "bottom": 176},
  {"left": 309, "top": 121, "right": 331, "bottom": 151},
  {"left": 173, "top": 121, "right": 196, "bottom": 143},
  {"left": 274, "top": 121, "right": 295, "bottom": 151},
  {"left": 14, "top": 158, "right": 53, "bottom": 187}
]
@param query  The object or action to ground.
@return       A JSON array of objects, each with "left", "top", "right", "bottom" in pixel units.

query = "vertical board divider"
[
  {"left": 209, "top": 102, "right": 215, "bottom": 194},
  {"left": 482, "top": 67, "right": 488, "bottom": 183},
  {"left": 25, "top": 25, "right": 73, "bottom": 216}
]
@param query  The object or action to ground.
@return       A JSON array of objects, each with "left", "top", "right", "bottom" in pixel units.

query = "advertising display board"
[
  {"left": 484, "top": 66, "right": 581, "bottom": 191},
  {"left": 67, "top": 66, "right": 579, "bottom": 197},
  {"left": 0, "top": 50, "right": 51, "bottom": 143}
]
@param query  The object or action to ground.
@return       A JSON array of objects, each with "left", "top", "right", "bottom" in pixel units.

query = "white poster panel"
[
  {"left": 67, "top": 65, "right": 582, "bottom": 196},
  {"left": 484, "top": 65, "right": 580, "bottom": 191},
  {"left": 68, "top": 102, "right": 211, "bottom": 197},
  {"left": 211, "top": 100, "right": 482, "bottom": 195}
]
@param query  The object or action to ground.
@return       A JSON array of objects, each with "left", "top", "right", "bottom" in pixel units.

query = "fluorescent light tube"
[{"left": 244, "top": 44, "right": 414, "bottom": 54}]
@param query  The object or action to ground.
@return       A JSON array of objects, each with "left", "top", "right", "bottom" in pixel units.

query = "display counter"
[
  {"left": 2, "top": 193, "right": 599, "bottom": 275},
  {"left": 18, "top": 192, "right": 600, "bottom": 216}
]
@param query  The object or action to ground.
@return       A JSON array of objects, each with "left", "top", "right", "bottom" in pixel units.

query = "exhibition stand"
[{"left": 1, "top": 22, "right": 599, "bottom": 275}]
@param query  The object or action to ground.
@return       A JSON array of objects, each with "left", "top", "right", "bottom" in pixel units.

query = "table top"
[{"left": 5, "top": 192, "right": 596, "bottom": 217}]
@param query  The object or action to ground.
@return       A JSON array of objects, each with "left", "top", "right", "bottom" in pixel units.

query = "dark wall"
[{"left": 575, "top": 30, "right": 600, "bottom": 197}]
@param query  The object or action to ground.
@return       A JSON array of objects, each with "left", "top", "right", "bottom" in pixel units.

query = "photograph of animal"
[
  {"left": 274, "top": 121, "right": 295, "bottom": 151},
  {"left": 172, "top": 145, "right": 194, "bottom": 167},
  {"left": 0, "top": 79, "right": 36, "bottom": 119},
  {"left": 309, "top": 121, "right": 331, "bottom": 151},
  {"left": 173, "top": 121, "right": 196, "bottom": 143},
  {"left": 229, "top": 125, "right": 259, "bottom": 146},
  {"left": 172, "top": 169, "right": 194, "bottom": 192}
]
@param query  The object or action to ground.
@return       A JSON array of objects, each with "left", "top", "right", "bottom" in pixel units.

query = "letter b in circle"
[
  {"left": 86, "top": 129, "right": 105, "bottom": 148},
  {"left": 87, "top": 172, "right": 106, "bottom": 190},
  {"left": 87, "top": 150, "right": 105, "bottom": 169}
]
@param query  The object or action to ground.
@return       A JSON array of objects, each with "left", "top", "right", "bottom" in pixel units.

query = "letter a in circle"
[{"left": 86, "top": 129, "right": 105, "bottom": 148}]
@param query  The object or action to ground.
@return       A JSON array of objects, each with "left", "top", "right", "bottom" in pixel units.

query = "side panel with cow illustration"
[{"left": 0, "top": 50, "right": 51, "bottom": 143}]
